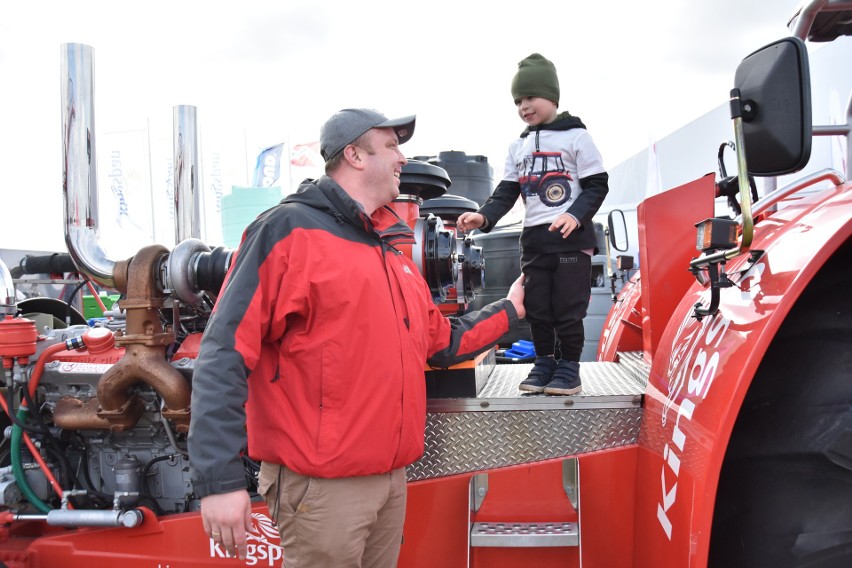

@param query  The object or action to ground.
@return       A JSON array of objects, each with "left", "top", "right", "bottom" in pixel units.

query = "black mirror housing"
[
  {"left": 734, "top": 37, "right": 812, "bottom": 176},
  {"left": 607, "top": 209, "right": 629, "bottom": 253}
]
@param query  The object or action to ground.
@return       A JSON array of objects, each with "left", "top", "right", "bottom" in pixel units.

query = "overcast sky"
[{"left": 0, "top": 0, "right": 803, "bottom": 251}]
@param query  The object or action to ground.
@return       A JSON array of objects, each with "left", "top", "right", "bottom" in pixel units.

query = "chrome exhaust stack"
[
  {"left": 168, "top": 105, "right": 214, "bottom": 306},
  {"left": 173, "top": 105, "right": 202, "bottom": 242},
  {"left": 60, "top": 44, "right": 228, "bottom": 307},
  {"left": 61, "top": 43, "right": 117, "bottom": 289}
]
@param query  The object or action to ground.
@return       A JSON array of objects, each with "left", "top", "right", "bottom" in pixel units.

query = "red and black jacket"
[{"left": 189, "top": 175, "right": 518, "bottom": 497}]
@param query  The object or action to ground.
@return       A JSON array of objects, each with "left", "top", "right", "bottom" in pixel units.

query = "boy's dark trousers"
[{"left": 520, "top": 250, "right": 592, "bottom": 361}]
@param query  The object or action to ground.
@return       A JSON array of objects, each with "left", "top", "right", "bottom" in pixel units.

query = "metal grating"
[
  {"left": 470, "top": 521, "right": 579, "bottom": 547},
  {"left": 409, "top": 353, "right": 649, "bottom": 481},
  {"left": 479, "top": 355, "right": 647, "bottom": 398}
]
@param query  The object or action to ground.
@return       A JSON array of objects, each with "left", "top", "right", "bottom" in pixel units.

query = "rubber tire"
[{"left": 709, "top": 241, "right": 852, "bottom": 567}]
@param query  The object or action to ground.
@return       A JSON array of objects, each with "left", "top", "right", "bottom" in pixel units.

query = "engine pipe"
[
  {"left": 6, "top": 341, "right": 70, "bottom": 514},
  {"left": 50, "top": 247, "right": 192, "bottom": 432},
  {"left": 20, "top": 418, "right": 68, "bottom": 506},
  {"left": 97, "top": 245, "right": 191, "bottom": 432},
  {"left": 167, "top": 106, "right": 233, "bottom": 305},
  {"left": 47, "top": 331, "right": 114, "bottom": 430},
  {"left": 173, "top": 105, "right": 202, "bottom": 243},
  {"left": 16, "top": 253, "right": 77, "bottom": 278},
  {"left": 61, "top": 43, "right": 117, "bottom": 289},
  {"left": 9, "top": 418, "right": 52, "bottom": 514},
  {"left": 193, "top": 245, "right": 232, "bottom": 298},
  {"left": 11, "top": 508, "right": 143, "bottom": 528}
]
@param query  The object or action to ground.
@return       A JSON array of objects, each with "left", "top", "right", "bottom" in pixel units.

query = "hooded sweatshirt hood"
[{"left": 520, "top": 111, "right": 586, "bottom": 138}]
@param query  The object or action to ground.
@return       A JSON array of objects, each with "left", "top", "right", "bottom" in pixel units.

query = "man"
[{"left": 188, "top": 108, "right": 525, "bottom": 566}]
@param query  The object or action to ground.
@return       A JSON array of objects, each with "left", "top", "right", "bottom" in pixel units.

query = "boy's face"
[{"left": 515, "top": 96, "right": 558, "bottom": 127}]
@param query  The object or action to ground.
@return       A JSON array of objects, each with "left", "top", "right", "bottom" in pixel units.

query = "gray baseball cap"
[{"left": 320, "top": 108, "right": 416, "bottom": 161}]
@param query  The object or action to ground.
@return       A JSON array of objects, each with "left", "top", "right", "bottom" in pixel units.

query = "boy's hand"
[
  {"left": 549, "top": 213, "right": 579, "bottom": 238},
  {"left": 457, "top": 212, "right": 485, "bottom": 233}
]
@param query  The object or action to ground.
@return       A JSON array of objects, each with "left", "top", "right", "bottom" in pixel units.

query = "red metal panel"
[
  {"left": 400, "top": 474, "right": 472, "bottom": 568},
  {"left": 632, "top": 182, "right": 852, "bottom": 566},
  {"left": 25, "top": 503, "right": 282, "bottom": 566},
  {"left": 473, "top": 545, "right": 576, "bottom": 568},
  {"left": 637, "top": 174, "right": 716, "bottom": 359},
  {"left": 579, "top": 448, "right": 638, "bottom": 567},
  {"left": 401, "top": 449, "right": 640, "bottom": 568},
  {"left": 597, "top": 275, "right": 644, "bottom": 361}
]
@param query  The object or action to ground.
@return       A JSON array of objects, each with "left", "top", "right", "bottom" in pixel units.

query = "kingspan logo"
[
  {"left": 656, "top": 260, "right": 764, "bottom": 541},
  {"left": 656, "top": 303, "right": 731, "bottom": 540},
  {"left": 209, "top": 512, "right": 284, "bottom": 566}
]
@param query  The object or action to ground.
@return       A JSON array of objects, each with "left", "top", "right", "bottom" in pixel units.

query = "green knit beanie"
[{"left": 511, "top": 53, "right": 560, "bottom": 105}]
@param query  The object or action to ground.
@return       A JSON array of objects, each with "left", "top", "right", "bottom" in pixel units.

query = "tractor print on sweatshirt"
[{"left": 520, "top": 151, "right": 574, "bottom": 207}]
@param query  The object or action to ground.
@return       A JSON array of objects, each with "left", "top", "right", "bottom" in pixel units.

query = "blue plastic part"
[{"left": 503, "top": 339, "right": 536, "bottom": 359}]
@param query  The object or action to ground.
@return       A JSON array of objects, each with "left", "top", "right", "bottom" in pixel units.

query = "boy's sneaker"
[
  {"left": 544, "top": 360, "right": 582, "bottom": 395},
  {"left": 519, "top": 356, "right": 557, "bottom": 393}
]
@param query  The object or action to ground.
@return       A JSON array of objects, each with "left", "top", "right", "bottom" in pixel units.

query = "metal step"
[
  {"left": 470, "top": 521, "right": 579, "bottom": 548},
  {"left": 459, "top": 350, "right": 648, "bottom": 409},
  {"left": 409, "top": 352, "right": 649, "bottom": 482}
]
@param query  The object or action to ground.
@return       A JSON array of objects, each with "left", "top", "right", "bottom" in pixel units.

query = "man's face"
[{"left": 358, "top": 128, "right": 408, "bottom": 204}]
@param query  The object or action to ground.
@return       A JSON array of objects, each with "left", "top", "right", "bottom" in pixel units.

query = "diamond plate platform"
[
  {"left": 429, "top": 351, "right": 648, "bottom": 412},
  {"left": 409, "top": 352, "right": 649, "bottom": 481}
]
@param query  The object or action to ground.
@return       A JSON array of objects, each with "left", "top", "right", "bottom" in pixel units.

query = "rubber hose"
[{"left": 10, "top": 408, "right": 51, "bottom": 513}]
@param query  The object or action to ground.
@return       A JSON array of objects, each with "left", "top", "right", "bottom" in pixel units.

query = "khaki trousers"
[{"left": 258, "top": 462, "right": 407, "bottom": 568}]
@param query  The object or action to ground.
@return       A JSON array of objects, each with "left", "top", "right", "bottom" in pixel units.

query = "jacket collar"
[{"left": 287, "top": 176, "right": 415, "bottom": 246}]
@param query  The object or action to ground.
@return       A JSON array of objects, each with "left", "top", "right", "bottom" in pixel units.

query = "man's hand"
[
  {"left": 507, "top": 274, "right": 526, "bottom": 320},
  {"left": 201, "top": 490, "right": 252, "bottom": 561},
  {"left": 548, "top": 213, "right": 579, "bottom": 238},
  {"left": 457, "top": 212, "right": 485, "bottom": 233}
]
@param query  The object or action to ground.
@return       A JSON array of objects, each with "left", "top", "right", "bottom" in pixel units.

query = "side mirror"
[
  {"left": 607, "top": 209, "right": 629, "bottom": 252},
  {"left": 734, "top": 36, "right": 812, "bottom": 176}
]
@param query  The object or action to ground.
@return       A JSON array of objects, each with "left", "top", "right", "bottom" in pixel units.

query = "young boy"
[{"left": 457, "top": 53, "right": 609, "bottom": 395}]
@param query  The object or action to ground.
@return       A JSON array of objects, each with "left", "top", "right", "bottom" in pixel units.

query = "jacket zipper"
[{"left": 379, "top": 239, "right": 410, "bottom": 466}]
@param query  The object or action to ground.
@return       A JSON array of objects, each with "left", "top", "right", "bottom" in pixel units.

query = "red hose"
[
  {"left": 4, "top": 342, "right": 74, "bottom": 505},
  {"left": 27, "top": 343, "right": 67, "bottom": 400},
  {"left": 0, "top": 394, "right": 69, "bottom": 505},
  {"left": 84, "top": 281, "right": 108, "bottom": 315}
]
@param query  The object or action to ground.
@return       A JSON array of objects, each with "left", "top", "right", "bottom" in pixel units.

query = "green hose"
[{"left": 10, "top": 407, "right": 52, "bottom": 514}]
